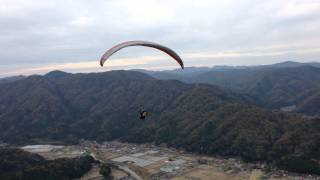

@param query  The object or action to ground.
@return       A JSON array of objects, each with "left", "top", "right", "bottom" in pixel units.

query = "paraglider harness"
[{"left": 139, "top": 110, "right": 149, "bottom": 120}]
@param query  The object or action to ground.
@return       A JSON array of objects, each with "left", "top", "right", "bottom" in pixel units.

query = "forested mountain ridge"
[
  {"left": 0, "top": 75, "right": 25, "bottom": 84},
  {"left": 0, "top": 70, "right": 320, "bottom": 174},
  {"left": 0, "top": 70, "right": 249, "bottom": 143},
  {"left": 146, "top": 63, "right": 320, "bottom": 116}
]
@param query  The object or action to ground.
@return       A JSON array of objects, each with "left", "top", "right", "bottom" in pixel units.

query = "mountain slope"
[
  {"left": 192, "top": 66, "right": 320, "bottom": 113},
  {"left": 146, "top": 65, "right": 320, "bottom": 116},
  {"left": 0, "top": 70, "right": 249, "bottom": 143},
  {"left": 0, "top": 148, "right": 94, "bottom": 180},
  {"left": 0, "top": 70, "right": 319, "bottom": 174}
]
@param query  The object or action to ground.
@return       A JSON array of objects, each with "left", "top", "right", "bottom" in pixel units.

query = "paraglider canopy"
[{"left": 99, "top": 41, "right": 184, "bottom": 69}]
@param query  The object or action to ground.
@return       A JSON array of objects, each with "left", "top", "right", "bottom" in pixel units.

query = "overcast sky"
[{"left": 1, "top": 0, "right": 320, "bottom": 77}]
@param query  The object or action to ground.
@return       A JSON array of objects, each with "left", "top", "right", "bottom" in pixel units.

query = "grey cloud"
[{"left": 0, "top": 0, "right": 319, "bottom": 75}]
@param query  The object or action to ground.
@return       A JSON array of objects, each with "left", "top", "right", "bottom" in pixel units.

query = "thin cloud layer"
[{"left": 0, "top": 0, "right": 320, "bottom": 76}]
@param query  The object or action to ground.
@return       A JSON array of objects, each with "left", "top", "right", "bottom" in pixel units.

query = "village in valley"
[{"left": 20, "top": 141, "right": 320, "bottom": 180}]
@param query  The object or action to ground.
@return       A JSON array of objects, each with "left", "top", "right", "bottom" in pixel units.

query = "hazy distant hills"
[
  {"left": 0, "top": 75, "right": 25, "bottom": 84},
  {"left": 145, "top": 61, "right": 320, "bottom": 79},
  {"left": 0, "top": 69, "right": 320, "bottom": 174},
  {"left": 191, "top": 66, "right": 320, "bottom": 112},
  {"left": 144, "top": 61, "right": 320, "bottom": 116},
  {"left": 269, "top": 61, "right": 320, "bottom": 68}
]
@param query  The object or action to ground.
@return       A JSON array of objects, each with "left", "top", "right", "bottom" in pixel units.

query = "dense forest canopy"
[{"left": 0, "top": 148, "right": 95, "bottom": 180}]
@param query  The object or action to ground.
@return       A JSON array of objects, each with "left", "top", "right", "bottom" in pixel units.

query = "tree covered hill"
[
  {"left": 147, "top": 64, "right": 320, "bottom": 116},
  {"left": 0, "top": 70, "right": 319, "bottom": 174},
  {"left": 0, "top": 148, "right": 94, "bottom": 180},
  {"left": 193, "top": 66, "right": 320, "bottom": 109},
  {"left": 0, "top": 70, "right": 249, "bottom": 143}
]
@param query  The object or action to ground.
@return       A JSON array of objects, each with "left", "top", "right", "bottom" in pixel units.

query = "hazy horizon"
[
  {"left": 1, "top": 60, "right": 319, "bottom": 78},
  {"left": 1, "top": 0, "right": 319, "bottom": 77}
]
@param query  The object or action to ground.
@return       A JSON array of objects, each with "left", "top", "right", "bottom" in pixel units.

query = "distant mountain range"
[
  {"left": 0, "top": 68, "right": 320, "bottom": 174},
  {"left": 139, "top": 61, "right": 320, "bottom": 77},
  {"left": 0, "top": 75, "right": 25, "bottom": 84},
  {"left": 142, "top": 61, "right": 320, "bottom": 116}
]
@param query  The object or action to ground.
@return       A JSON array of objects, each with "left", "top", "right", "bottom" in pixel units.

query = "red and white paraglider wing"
[{"left": 100, "top": 41, "right": 184, "bottom": 69}]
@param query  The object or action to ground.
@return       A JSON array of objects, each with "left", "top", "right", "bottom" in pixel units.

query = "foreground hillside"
[
  {"left": 0, "top": 148, "right": 94, "bottom": 180},
  {"left": 0, "top": 70, "right": 319, "bottom": 174}
]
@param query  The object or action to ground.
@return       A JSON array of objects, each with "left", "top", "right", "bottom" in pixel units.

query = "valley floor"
[{"left": 20, "top": 141, "right": 320, "bottom": 180}]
